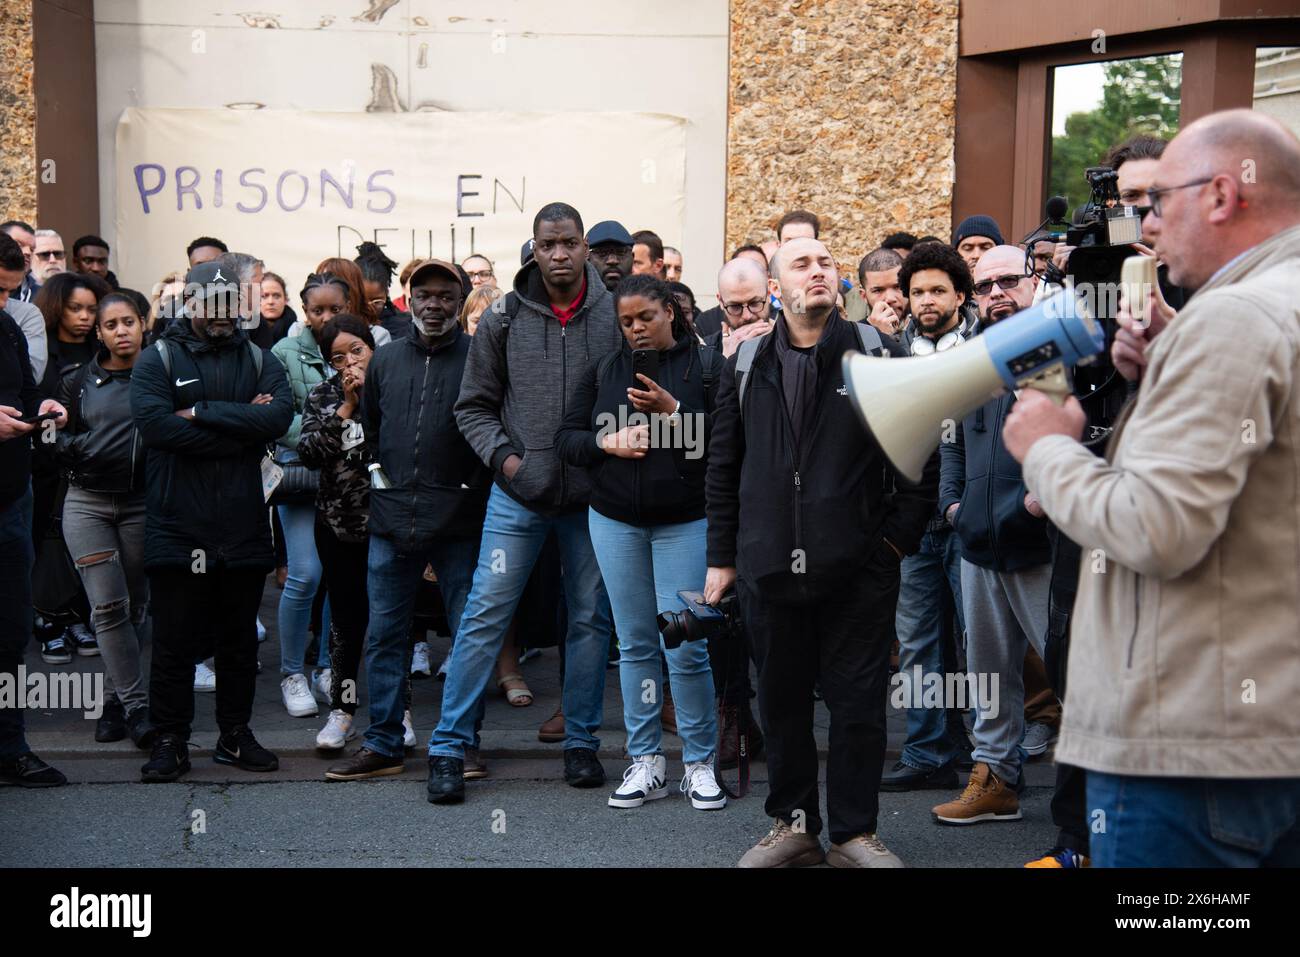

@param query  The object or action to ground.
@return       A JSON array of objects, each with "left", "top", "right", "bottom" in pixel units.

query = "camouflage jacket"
[{"left": 297, "top": 376, "right": 371, "bottom": 543}]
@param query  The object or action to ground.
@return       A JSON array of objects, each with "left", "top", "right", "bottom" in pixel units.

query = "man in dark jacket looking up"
[
  {"left": 324, "top": 259, "right": 490, "bottom": 782},
  {"left": 130, "top": 260, "right": 293, "bottom": 783},
  {"left": 705, "top": 237, "right": 936, "bottom": 867},
  {"left": 932, "top": 245, "right": 1052, "bottom": 826},
  {"left": 428, "top": 202, "right": 621, "bottom": 802}
]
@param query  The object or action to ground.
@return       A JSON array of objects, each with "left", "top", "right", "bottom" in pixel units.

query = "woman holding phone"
[{"left": 556, "top": 274, "right": 726, "bottom": 812}]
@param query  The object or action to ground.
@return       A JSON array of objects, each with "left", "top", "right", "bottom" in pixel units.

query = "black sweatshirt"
[
  {"left": 555, "top": 332, "right": 723, "bottom": 527},
  {"left": 0, "top": 311, "right": 39, "bottom": 508}
]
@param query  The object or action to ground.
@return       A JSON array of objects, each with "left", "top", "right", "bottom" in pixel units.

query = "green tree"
[{"left": 1049, "top": 55, "right": 1182, "bottom": 209}]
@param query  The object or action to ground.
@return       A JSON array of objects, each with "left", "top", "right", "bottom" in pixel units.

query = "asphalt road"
[{"left": 0, "top": 753, "right": 1057, "bottom": 868}]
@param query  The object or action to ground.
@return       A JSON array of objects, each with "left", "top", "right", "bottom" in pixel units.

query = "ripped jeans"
[{"left": 62, "top": 486, "right": 150, "bottom": 714}]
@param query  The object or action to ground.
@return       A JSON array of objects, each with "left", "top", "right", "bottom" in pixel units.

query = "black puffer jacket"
[
  {"left": 706, "top": 313, "right": 937, "bottom": 603},
  {"left": 556, "top": 332, "right": 723, "bottom": 527},
  {"left": 361, "top": 326, "right": 490, "bottom": 550},
  {"left": 55, "top": 353, "right": 145, "bottom": 494},
  {"left": 130, "top": 320, "right": 293, "bottom": 571}
]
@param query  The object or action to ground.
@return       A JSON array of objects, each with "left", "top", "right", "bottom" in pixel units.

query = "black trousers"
[
  {"left": 148, "top": 565, "right": 266, "bottom": 739},
  {"left": 315, "top": 521, "right": 369, "bottom": 715},
  {"left": 739, "top": 558, "right": 900, "bottom": 844},
  {"left": 1046, "top": 527, "right": 1088, "bottom": 853}
]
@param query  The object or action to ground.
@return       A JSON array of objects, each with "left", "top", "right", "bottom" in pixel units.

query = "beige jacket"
[{"left": 1022, "top": 222, "right": 1300, "bottom": 778}]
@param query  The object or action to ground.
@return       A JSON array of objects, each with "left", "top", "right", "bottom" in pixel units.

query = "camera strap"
[{"left": 714, "top": 635, "right": 751, "bottom": 800}]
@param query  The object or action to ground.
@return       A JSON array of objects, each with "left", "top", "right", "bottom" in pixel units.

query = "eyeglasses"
[
  {"left": 1145, "top": 177, "right": 1216, "bottom": 218},
  {"left": 466, "top": 269, "right": 494, "bottom": 281},
  {"left": 34, "top": 250, "right": 65, "bottom": 261},
  {"left": 972, "top": 274, "right": 1030, "bottom": 297},
  {"left": 722, "top": 298, "right": 767, "bottom": 318},
  {"left": 367, "top": 296, "right": 387, "bottom": 309},
  {"left": 328, "top": 343, "right": 371, "bottom": 368}
]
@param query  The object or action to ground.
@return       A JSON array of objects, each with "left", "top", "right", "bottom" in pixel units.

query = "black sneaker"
[
  {"left": 40, "top": 629, "right": 73, "bottom": 665},
  {"left": 427, "top": 756, "right": 465, "bottom": 804},
  {"left": 125, "top": 707, "right": 158, "bottom": 750},
  {"left": 141, "top": 733, "right": 191, "bottom": 783},
  {"left": 879, "top": 759, "right": 960, "bottom": 792},
  {"left": 70, "top": 623, "right": 99, "bottom": 657},
  {"left": 214, "top": 726, "right": 279, "bottom": 772},
  {"left": 0, "top": 751, "right": 68, "bottom": 788},
  {"left": 564, "top": 748, "right": 606, "bottom": 788},
  {"left": 94, "top": 698, "right": 127, "bottom": 743}
]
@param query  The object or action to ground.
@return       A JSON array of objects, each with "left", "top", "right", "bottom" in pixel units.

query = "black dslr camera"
[{"left": 657, "top": 590, "right": 740, "bottom": 649}]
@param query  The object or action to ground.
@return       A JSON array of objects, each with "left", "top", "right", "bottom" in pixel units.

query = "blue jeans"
[
  {"left": 1088, "top": 771, "right": 1300, "bottom": 867},
  {"left": 587, "top": 510, "right": 717, "bottom": 764},
  {"left": 277, "top": 502, "right": 330, "bottom": 675},
  {"left": 0, "top": 487, "right": 34, "bottom": 761},
  {"left": 895, "top": 525, "right": 964, "bottom": 770},
  {"left": 364, "top": 532, "right": 478, "bottom": 757},
  {"left": 429, "top": 486, "right": 613, "bottom": 758}
]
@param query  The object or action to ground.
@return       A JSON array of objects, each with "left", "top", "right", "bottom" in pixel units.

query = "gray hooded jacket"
[{"left": 454, "top": 259, "right": 620, "bottom": 514}]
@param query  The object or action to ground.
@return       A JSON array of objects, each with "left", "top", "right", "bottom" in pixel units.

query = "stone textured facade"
[
  {"left": 0, "top": 0, "right": 37, "bottom": 223},
  {"left": 726, "top": 0, "right": 959, "bottom": 273}
]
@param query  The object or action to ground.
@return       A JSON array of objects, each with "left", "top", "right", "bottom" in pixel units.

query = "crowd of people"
[{"left": 1, "top": 107, "right": 1299, "bottom": 868}]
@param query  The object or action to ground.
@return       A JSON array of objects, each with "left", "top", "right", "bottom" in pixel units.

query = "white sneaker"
[
  {"left": 411, "top": 641, "right": 432, "bottom": 678},
  {"left": 193, "top": 661, "right": 217, "bottom": 692},
  {"left": 436, "top": 654, "right": 450, "bottom": 680},
  {"left": 681, "top": 758, "right": 727, "bottom": 810},
  {"left": 403, "top": 709, "right": 417, "bottom": 749},
  {"left": 313, "top": 667, "right": 333, "bottom": 702},
  {"left": 316, "top": 709, "right": 355, "bottom": 750},
  {"left": 609, "top": 754, "right": 668, "bottom": 808},
  {"left": 256, "top": 617, "right": 267, "bottom": 642},
  {"left": 281, "top": 673, "right": 319, "bottom": 717}
]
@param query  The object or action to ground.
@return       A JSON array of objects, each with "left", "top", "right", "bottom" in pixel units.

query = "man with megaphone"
[{"left": 1003, "top": 109, "right": 1300, "bottom": 867}]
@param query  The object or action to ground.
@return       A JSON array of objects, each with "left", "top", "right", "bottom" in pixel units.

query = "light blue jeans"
[
  {"left": 277, "top": 502, "right": 330, "bottom": 676},
  {"left": 587, "top": 510, "right": 717, "bottom": 764},
  {"left": 429, "top": 486, "right": 613, "bottom": 758}
]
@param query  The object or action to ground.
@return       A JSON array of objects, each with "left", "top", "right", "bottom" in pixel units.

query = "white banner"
[{"left": 114, "top": 108, "right": 687, "bottom": 301}]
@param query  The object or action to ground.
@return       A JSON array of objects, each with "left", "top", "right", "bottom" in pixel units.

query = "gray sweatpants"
[{"left": 961, "top": 559, "right": 1052, "bottom": 786}]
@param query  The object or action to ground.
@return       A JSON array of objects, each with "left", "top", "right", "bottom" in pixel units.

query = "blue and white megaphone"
[{"left": 843, "top": 287, "right": 1105, "bottom": 483}]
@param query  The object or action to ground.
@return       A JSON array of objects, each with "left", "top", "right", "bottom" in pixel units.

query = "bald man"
[
  {"left": 1004, "top": 109, "right": 1300, "bottom": 867},
  {"left": 706, "top": 237, "right": 935, "bottom": 868},
  {"left": 707, "top": 257, "right": 775, "bottom": 357}
]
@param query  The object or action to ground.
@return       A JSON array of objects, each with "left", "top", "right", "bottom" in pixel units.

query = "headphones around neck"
[{"left": 910, "top": 328, "right": 965, "bottom": 356}]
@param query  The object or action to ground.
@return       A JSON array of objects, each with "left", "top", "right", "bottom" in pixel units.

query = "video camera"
[
  {"left": 1062, "top": 166, "right": 1145, "bottom": 290},
  {"left": 657, "top": 591, "right": 741, "bottom": 650}
]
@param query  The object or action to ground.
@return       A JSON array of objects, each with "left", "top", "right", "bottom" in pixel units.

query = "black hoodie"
[
  {"left": 556, "top": 331, "right": 723, "bottom": 527},
  {"left": 129, "top": 319, "right": 293, "bottom": 571}
]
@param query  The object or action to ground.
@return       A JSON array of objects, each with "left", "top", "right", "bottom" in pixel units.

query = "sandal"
[{"left": 497, "top": 673, "right": 534, "bottom": 707}]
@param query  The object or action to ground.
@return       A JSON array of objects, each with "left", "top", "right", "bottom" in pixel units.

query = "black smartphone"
[
  {"left": 19, "top": 410, "right": 60, "bottom": 425},
  {"left": 631, "top": 349, "right": 659, "bottom": 389}
]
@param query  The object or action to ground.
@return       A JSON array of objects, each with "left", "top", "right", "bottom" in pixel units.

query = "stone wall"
[
  {"left": 0, "top": 0, "right": 36, "bottom": 223},
  {"left": 726, "top": 0, "right": 959, "bottom": 276}
]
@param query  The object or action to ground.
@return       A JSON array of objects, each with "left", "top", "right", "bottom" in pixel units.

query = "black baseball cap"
[
  {"left": 520, "top": 239, "right": 536, "bottom": 266},
  {"left": 586, "top": 221, "right": 633, "bottom": 248}
]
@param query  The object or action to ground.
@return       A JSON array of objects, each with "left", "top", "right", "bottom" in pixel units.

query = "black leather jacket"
[{"left": 55, "top": 354, "right": 146, "bottom": 494}]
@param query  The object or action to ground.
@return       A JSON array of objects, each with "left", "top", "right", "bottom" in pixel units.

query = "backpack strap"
[
  {"left": 852, "top": 321, "right": 886, "bottom": 356},
  {"left": 734, "top": 336, "right": 763, "bottom": 421},
  {"left": 247, "top": 340, "right": 263, "bottom": 379},
  {"left": 154, "top": 339, "right": 172, "bottom": 378}
]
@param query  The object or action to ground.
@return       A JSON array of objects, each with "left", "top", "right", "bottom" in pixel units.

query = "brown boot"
[
  {"left": 737, "top": 819, "right": 825, "bottom": 868},
  {"left": 931, "top": 762, "right": 1021, "bottom": 825},
  {"left": 537, "top": 707, "right": 565, "bottom": 743},
  {"left": 660, "top": 683, "right": 678, "bottom": 735}
]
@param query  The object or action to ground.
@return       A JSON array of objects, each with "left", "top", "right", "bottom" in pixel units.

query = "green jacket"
[{"left": 271, "top": 324, "right": 328, "bottom": 451}]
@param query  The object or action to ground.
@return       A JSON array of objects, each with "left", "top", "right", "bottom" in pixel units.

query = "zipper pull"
[{"left": 794, "top": 471, "right": 801, "bottom": 490}]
